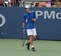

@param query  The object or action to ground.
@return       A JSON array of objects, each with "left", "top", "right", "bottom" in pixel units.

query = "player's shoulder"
[{"left": 24, "top": 12, "right": 27, "bottom": 16}]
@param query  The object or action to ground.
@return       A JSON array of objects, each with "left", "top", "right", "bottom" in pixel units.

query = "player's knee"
[
  {"left": 33, "top": 36, "right": 36, "bottom": 40},
  {"left": 34, "top": 37, "right": 36, "bottom": 40},
  {"left": 30, "top": 35, "right": 33, "bottom": 39}
]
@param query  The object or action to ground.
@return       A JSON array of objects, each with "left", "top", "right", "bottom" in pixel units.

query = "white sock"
[{"left": 31, "top": 45, "right": 34, "bottom": 48}]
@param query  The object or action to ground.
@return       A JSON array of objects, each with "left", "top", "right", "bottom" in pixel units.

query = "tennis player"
[{"left": 22, "top": 5, "right": 37, "bottom": 51}]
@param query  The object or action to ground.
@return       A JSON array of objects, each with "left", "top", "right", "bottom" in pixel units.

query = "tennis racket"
[{"left": 22, "top": 30, "right": 25, "bottom": 47}]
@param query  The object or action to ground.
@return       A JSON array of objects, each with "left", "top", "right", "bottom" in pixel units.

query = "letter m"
[{"left": 44, "top": 11, "right": 55, "bottom": 19}]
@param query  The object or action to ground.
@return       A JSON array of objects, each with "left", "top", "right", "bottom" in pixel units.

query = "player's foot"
[
  {"left": 25, "top": 42, "right": 30, "bottom": 50},
  {"left": 31, "top": 47, "right": 35, "bottom": 51}
]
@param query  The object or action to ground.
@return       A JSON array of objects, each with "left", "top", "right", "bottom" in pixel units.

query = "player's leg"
[
  {"left": 26, "top": 28, "right": 37, "bottom": 51},
  {"left": 26, "top": 35, "right": 33, "bottom": 50},
  {"left": 30, "top": 35, "right": 33, "bottom": 45},
  {"left": 30, "top": 35, "right": 36, "bottom": 51},
  {"left": 25, "top": 29, "right": 32, "bottom": 50},
  {"left": 32, "top": 35, "right": 36, "bottom": 41},
  {"left": 31, "top": 28, "right": 37, "bottom": 51},
  {"left": 32, "top": 28, "right": 37, "bottom": 41}
]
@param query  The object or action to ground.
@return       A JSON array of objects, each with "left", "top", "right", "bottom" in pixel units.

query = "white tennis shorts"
[{"left": 27, "top": 28, "right": 37, "bottom": 36}]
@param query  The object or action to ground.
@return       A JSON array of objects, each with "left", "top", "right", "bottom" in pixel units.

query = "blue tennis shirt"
[{"left": 22, "top": 11, "right": 36, "bottom": 29}]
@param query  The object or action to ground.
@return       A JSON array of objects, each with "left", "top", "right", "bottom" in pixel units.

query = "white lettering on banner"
[
  {"left": 56, "top": 13, "right": 61, "bottom": 19},
  {"left": 36, "top": 11, "right": 61, "bottom": 19},
  {"left": 36, "top": 11, "right": 43, "bottom": 18},
  {"left": 44, "top": 11, "right": 55, "bottom": 19},
  {"left": 0, "top": 14, "right": 6, "bottom": 27}
]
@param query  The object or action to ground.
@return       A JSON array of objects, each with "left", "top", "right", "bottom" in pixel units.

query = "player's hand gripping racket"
[{"left": 22, "top": 29, "right": 25, "bottom": 47}]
